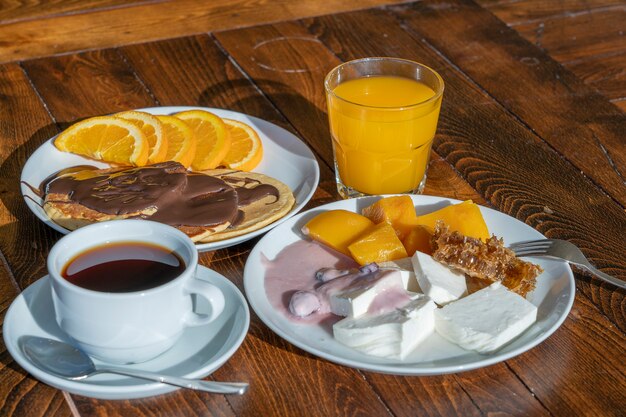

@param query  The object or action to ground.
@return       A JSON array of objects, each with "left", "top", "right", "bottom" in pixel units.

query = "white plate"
[
  {"left": 244, "top": 195, "right": 575, "bottom": 375},
  {"left": 20, "top": 106, "right": 320, "bottom": 252},
  {"left": 3, "top": 265, "right": 250, "bottom": 399}
]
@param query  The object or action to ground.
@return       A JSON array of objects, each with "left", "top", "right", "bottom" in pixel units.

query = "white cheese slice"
[
  {"left": 411, "top": 251, "right": 466, "bottom": 305},
  {"left": 329, "top": 270, "right": 405, "bottom": 317},
  {"left": 333, "top": 294, "right": 436, "bottom": 359},
  {"left": 434, "top": 282, "right": 537, "bottom": 353},
  {"left": 377, "top": 257, "right": 421, "bottom": 293}
]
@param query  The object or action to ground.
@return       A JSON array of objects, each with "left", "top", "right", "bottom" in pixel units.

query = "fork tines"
[{"left": 508, "top": 239, "right": 553, "bottom": 256}]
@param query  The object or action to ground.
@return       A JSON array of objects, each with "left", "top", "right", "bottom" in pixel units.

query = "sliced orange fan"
[
  {"left": 175, "top": 110, "right": 230, "bottom": 170},
  {"left": 116, "top": 111, "right": 167, "bottom": 164},
  {"left": 221, "top": 119, "right": 263, "bottom": 171},
  {"left": 156, "top": 115, "right": 197, "bottom": 168},
  {"left": 54, "top": 116, "right": 149, "bottom": 166}
]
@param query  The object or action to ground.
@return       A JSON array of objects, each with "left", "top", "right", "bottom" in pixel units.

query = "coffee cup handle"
[{"left": 183, "top": 279, "right": 225, "bottom": 327}]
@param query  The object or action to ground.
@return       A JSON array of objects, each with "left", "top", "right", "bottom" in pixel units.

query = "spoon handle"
[{"left": 101, "top": 367, "right": 248, "bottom": 394}]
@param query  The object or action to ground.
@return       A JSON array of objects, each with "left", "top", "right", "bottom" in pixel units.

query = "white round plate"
[
  {"left": 244, "top": 195, "right": 575, "bottom": 375},
  {"left": 3, "top": 265, "right": 250, "bottom": 399},
  {"left": 20, "top": 106, "right": 320, "bottom": 252}
]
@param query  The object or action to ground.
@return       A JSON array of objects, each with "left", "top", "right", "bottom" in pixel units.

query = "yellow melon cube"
[
  {"left": 301, "top": 209, "right": 374, "bottom": 256},
  {"left": 401, "top": 224, "right": 433, "bottom": 256},
  {"left": 348, "top": 223, "right": 408, "bottom": 265},
  {"left": 361, "top": 195, "right": 418, "bottom": 240},
  {"left": 414, "top": 200, "right": 489, "bottom": 240}
]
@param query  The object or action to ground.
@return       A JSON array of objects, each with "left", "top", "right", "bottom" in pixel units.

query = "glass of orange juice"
[{"left": 324, "top": 57, "right": 444, "bottom": 198}]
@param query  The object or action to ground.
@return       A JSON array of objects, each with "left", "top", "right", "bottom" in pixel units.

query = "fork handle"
[{"left": 574, "top": 262, "right": 626, "bottom": 290}]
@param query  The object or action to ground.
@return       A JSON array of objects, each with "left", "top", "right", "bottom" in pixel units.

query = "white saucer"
[{"left": 3, "top": 265, "right": 250, "bottom": 399}]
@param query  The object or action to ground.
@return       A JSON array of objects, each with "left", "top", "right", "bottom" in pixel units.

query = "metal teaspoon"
[{"left": 19, "top": 336, "right": 248, "bottom": 395}]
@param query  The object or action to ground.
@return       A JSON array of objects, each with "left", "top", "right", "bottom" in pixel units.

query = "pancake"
[
  {"left": 42, "top": 162, "right": 295, "bottom": 243},
  {"left": 195, "top": 169, "right": 295, "bottom": 243}
]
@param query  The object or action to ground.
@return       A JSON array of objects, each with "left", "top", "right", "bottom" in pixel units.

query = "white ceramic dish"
[
  {"left": 243, "top": 195, "right": 575, "bottom": 375},
  {"left": 20, "top": 106, "right": 320, "bottom": 252},
  {"left": 3, "top": 265, "right": 250, "bottom": 399}
]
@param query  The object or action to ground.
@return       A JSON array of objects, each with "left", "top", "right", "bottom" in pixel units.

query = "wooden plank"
[
  {"left": 0, "top": 60, "right": 72, "bottom": 406},
  {"left": 514, "top": 6, "right": 626, "bottom": 63},
  {"left": 476, "top": 0, "right": 625, "bottom": 24},
  {"left": 614, "top": 99, "right": 626, "bottom": 112},
  {"left": 0, "top": 0, "right": 410, "bottom": 63},
  {"left": 0, "top": 63, "right": 62, "bottom": 289},
  {"left": 390, "top": 0, "right": 626, "bottom": 208},
  {"left": 0, "top": 0, "right": 147, "bottom": 24},
  {"left": 21, "top": 49, "right": 156, "bottom": 123},
  {"left": 507, "top": 293, "right": 626, "bottom": 416},
  {"left": 563, "top": 51, "right": 626, "bottom": 101}
]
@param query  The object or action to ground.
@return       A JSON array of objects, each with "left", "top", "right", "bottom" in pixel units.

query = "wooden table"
[{"left": 1, "top": 1, "right": 624, "bottom": 416}]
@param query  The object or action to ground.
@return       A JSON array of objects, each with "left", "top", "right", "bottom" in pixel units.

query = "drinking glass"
[{"left": 324, "top": 57, "right": 444, "bottom": 198}]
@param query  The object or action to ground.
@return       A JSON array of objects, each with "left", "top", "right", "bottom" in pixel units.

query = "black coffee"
[{"left": 62, "top": 242, "right": 186, "bottom": 293}]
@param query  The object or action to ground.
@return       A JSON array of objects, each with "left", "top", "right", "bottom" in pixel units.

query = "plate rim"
[
  {"left": 243, "top": 194, "right": 576, "bottom": 375},
  {"left": 3, "top": 265, "right": 250, "bottom": 399},
  {"left": 20, "top": 106, "right": 320, "bottom": 252}
]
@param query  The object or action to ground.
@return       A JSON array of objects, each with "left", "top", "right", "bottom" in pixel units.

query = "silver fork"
[{"left": 509, "top": 239, "right": 626, "bottom": 290}]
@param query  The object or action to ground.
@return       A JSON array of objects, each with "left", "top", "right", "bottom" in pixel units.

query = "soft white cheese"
[
  {"left": 329, "top": 270, "right": 404, "bottom": 317},
  {"left": 333, "top": 294, "right": 436, "bottom": 359},
  {"left": 434, "top": 282, "right": 537, "bottom": 353},
  {"left": 411, "top": 251, "right": 466, "bottom": 305},
  {"left": 377, "top": 257, "right": 421, "bottom": 293}
]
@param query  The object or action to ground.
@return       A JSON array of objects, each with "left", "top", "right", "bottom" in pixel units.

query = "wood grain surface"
[{"left": 0, "top": 0, "right": 624, "bottom": 416}]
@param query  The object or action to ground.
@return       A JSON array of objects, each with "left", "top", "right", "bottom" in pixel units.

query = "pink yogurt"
[{"left": 262, "top": 240, "right": 358, "bottom": 325}]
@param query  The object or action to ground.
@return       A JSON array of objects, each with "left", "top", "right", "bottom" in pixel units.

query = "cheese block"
[
  {"left": 329, "top": 270, "right": 407, "bottom": 318},
  {"left": 434, "top": 282, "right": 537, "bottom": 353},
  {"left": 377, "top": 257, "right": 421, "bottom": 293},
  {"left": 333, "top": 294, "right": 436, "bottom": 359},
  {"left": 411, "top": 251, "right": 466, "bottom": 305}
]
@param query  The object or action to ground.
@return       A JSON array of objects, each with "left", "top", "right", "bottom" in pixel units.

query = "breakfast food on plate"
[
  {"left": 347, "top": 222, "right": 408, "bottom": 265},
  {"left": 301, "top": 210, "right": 374, "bottom": 256},
  {"left": 155, "top": 115, "right": 197, "bottom": 168},
  {"left": 54, "top": 116, "right": 149, "bottom": 166},
  {"left": 41, "top": 162, "right": 294, "bottom": 242},
  {"left": 221, "top": 119, "right": 264, "bottom": 172},
  {"left": 267, "top": 196, "right": 545, "bottom": 359},
  {"left": 116, "top": 111, "right": 167, "bottom": 164},
  {"left": 431, "top": 222, "right": 542, "bottom": 297},
  {"left": 333, "top": 293, "right": 437, "bottom": 359},
  {"left": 53, "top": 110, "right": 263, "bottom": 172},
  {"left": 174, "top": 110, "right": 230, "bottom": 170},
  {"left": 434, "top": 281, "right": 538, "bottom": 353},
  {"left": 411, "top": 251, "right": 466, "bottom": 305}
]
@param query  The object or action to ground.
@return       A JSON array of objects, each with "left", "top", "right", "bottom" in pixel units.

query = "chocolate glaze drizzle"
[{"left": 41, "top": 162, "right": 280, "bottom": 228}]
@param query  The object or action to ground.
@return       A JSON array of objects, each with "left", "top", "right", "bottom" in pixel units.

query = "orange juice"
[{"left": 327, "top": 74, "right": 443, "bottom": 196}]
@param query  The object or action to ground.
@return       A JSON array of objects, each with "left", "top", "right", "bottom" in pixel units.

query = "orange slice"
[
  {"left": 116, "top": 111, "right": 167, "bottom": 164},
  {"left": 156, "top": 115, "right": 197, "bottom": 168},
  {"left": 54, "top": 116, "right": 149, "bottom": 166},
  {"left": 175, "top": 110, "right": 230, "bottom": 170},
  {"left": 221, "top": 119, "right": 263, "bottom": 171}
]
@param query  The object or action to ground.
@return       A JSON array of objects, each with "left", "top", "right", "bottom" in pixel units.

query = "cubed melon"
[
  {"left": 401, "top": 224, "right": 433, "bottom": 256},
  {"left": 348, "top": 223, "right": 408, "bottom": 265},
  {"left": 414, "top": 200, "right": 489, "bottom": 240},
  {"left": 301, "top": 209, "right": 374, "bottom": 256},
  {"left": 361, "top": 195, "right": 418, "bottom": 239}
]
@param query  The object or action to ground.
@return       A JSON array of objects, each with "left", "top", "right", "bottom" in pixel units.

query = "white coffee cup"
[{"left": 47, "top": 219, "right": 225, "bottom": 364}]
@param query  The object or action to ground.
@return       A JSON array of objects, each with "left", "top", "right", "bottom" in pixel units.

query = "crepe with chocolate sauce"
[{"left": 41, "top": 162, "right": 295, "bottom": 242}]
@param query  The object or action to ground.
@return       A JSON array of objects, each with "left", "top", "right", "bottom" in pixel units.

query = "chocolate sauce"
[{"left": 41, "top": 162, "right": 280, "bottom": 228}]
